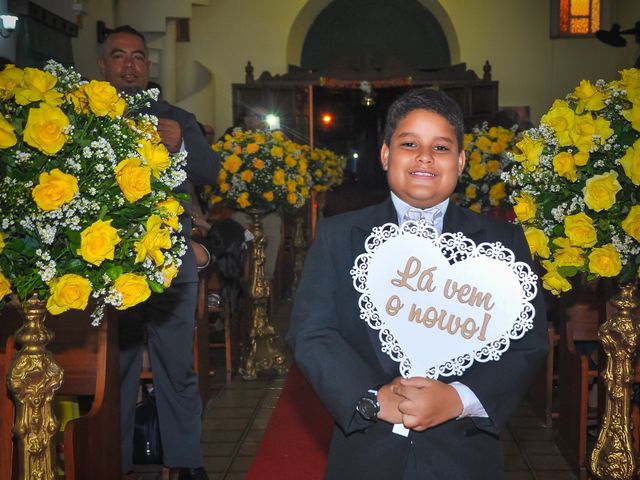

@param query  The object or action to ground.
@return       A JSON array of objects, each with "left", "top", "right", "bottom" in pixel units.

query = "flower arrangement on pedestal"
[
  {"left": 0, "top": 62, "right": 188, "bottom": 324},
  {"left": 209, "top": 129, "right": 312, "bottom": 211},
  {"left": 503, "top": 69, "right": 640, "bottom": 295},
  {"left": 456, "top": 123, "right": 517, "bottom": 214},
  {"left": 307, "top": 147, "right": 346, "bottom": 193}
]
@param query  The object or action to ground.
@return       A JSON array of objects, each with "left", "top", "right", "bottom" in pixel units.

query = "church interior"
[{"left": 1, "top": 0, "right": 640, "bottom": 479}]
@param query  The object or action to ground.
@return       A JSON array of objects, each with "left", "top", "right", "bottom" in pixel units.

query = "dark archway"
[{"left": 301, "top": 0, "right": 451, "bottom": 76}]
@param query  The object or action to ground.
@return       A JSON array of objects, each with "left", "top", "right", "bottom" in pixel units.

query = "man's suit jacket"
[
  {"left": 286, "top": 198, "right": 549, "bottom": 480},
  {"left": 145, "top": 100, "right": 219, "bottom": 284}
]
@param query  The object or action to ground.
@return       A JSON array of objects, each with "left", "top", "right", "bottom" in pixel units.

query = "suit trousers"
[{"left": 119, "top": 282, "right": 202, "bottom": 472}]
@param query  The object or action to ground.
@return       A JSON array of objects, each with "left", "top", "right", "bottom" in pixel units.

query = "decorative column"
[
  {"left": 239, "top": 211, "right": 286, "bottom": 380},
  {"left": 8, "top": 295, "right": 64, "bottom": 480},
  {"left": 590, "top": 282, "right": 639, "bottom": 480}
]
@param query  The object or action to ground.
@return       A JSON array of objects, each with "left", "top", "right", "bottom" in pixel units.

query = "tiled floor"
[{"left": 132, "top": 300, "right": 579, "bottom": 480}]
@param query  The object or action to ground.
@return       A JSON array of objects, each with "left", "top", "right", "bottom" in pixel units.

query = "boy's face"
[{"left": 380, "top": 109, "right": 465, "bottom": 209}]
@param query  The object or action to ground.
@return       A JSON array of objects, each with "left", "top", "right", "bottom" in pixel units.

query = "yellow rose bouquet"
[
  {"left": 308, "top": 147, "right": 346, "bottom": 192},
  {"left": 456, "top": 123, "right": 517, "bottom": 214},
  {"left": 210, "top": 129, "right": 312, "bottom": 212},
  {"left": 504, "top": 69, "right": 640, "bottom": 295},
  {"left": 0, "top": 62, "right": 188, "bottom": 323}
]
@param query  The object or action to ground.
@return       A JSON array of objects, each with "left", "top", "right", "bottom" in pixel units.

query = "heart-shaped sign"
[{"left": 350, "top": 221, "right": 537, "bottom": 379}]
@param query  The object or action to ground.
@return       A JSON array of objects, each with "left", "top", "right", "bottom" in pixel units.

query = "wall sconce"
[{"left": 0, "top": 14, "right": 18, "bottom": 38}]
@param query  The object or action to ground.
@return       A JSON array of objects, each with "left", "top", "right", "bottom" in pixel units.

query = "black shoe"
[{"left": 177, "top": 467, "right": 209, "bottom": 480}]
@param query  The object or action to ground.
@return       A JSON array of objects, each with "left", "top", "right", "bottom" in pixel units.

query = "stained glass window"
[{"left": 553, "top": 0, "right": 601, "bottom": 37}]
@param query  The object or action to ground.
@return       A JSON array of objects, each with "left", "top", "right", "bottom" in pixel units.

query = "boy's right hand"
[{"left": 377, "top": 377, "right": 404, "bottom": 424}]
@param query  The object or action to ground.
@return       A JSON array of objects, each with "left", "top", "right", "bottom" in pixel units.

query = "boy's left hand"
[{"left": 392, "top": 377, "right": 463, "bottom": 432}]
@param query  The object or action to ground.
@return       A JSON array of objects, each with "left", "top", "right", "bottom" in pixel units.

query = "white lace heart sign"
[{"left": 350, "top": 221, "right": 537, "bottom": 379}]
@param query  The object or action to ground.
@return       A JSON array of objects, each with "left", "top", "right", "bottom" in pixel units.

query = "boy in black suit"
[{"left": 286, "top": 88, "right": 548, "bottom": 479}]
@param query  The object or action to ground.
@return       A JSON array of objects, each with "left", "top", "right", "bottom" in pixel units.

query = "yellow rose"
[
  {"left": 524, "top": 227, "right": 550, "bottom": 259},
  {"left": 84, "top": 80, "right": 126, "bottom": 118},
  {"left": 67, "top": 84, "right": 90, "bottom": 114},
  {"left": 223, "top": 154, "right": 242, "bottom": 174},
  {"left": 469, "top": 202, "right": 481, "bottom": 214},
  {"left": 78, "top": 219, "right": 121, "bottom": 266},
  {"left": 161, "top": 262, "right": 179, "bottom": 288},
  {"left": 486, "top": 160, "right": 500, "bottom": 173},
  {"left": 46, "top": 274, "right": 92, "bottom": 315},
  {"left": 0, "top": 113, "right": 15, "bottom": 149},
  {"left": 489, "top": 182, "right": 506, "bottom": 206},
  {"left": 552, "top": 151, "right": 577, "bottom": 182},
  {"left": 572, "top": 79, "right": 607, "bottom": 113},
  {"left": 138, "top": 138, "right": 170, "bottom": 178},
  {"left": 263, "top": 191, "right": 274, "bottom": 202},
  {"left": 588, "top": 244, "right": 622, "bottom": 277},
  {"left": 113, "top": 273, "right": 151, "bottom": 310},
  {"left": 285, "top": 155, "right": 297, "bottom": 168},
  {"left": 465, "top": 185, "right": 477, "bottom": 200},
  {"left": 273, "top": 168, "right": 285, "bottom": 186},
  {"left": 564, "top": 212, "right": 597, "bottom": 247},
  {"left": 621, "top": 205, "right": 640, "bottom": 242},
  {"left": 219, "top": 182, "right": 230, "bottom": 193},
  {"left": 272, "top": 131, "right": 284, "bottom": 143},
  {"left": 286, "top": 179, "right": 297, "bottom": 193},
  {"left": 287, "top": 192, "right": 298, "bottom": 205},
  {"left": 270, "top": 145, "right": 284, "bottom": 158},
  {"left": 582, "top": 171, "right": 621, "bottom": 212},
  {"left": 253, "top": 158, "right": 265, "bottom": 170},
  {"left": 246, "top": 143, "right": 259, "bottom": 154},
  {"left": 240, "top": 169, "right": 254, "bottom": 183},
  {"left": 155, "top": 197, "right": 184, "bottom": 231},
  {"left": 541, "top": 101, "right": 576, "bottom": 147},
  {"left": 468, "top": 161, "right": 486, "bottom": 181},
  {"left": 32, "top": 168, "right": 79, "bottom": 211},
  {"left": 475, "top": 136, "right": 492, "bottom": 153},
  {"left": 0, "top": 64, "right": 23, "bottom": 100},
  {"left": 115, "top": 157, "right": 152, "bottom": 203},
  {"left": 469, "top": 150, "right": 481, "bottom": 163},
  {"left": 541, "top": 261, "right": 572, "bottom": 295},
  {"left": 619, "top": 69, "right": 640, "bottom": 100},
  {"left": 23, "top": 103, "right": 70, "bottom": 155},
  {"left": 623, "top": 102, "right": 640, "bottom": 132},
  {"left": 463, "top": 133, "right": 473, "bottom": 150},
  {"left": 513, "top": 193, "right": 537, "bottom": 224},
  {"left": 236, "top": 192, "right": 251, "bottom": 209},
  {"left": 134, "top": 215, "right": 172, "bottom": 266},
  {"left": 552, "top": 237, "right": 585, "bottom": 268},
  {"left": 620, "top": 138, "right": 640, "bottom": 185},
  {"left": 0, "top": 271, "right": 11, "bottom": 301},
  {"left": 569, "top": 114, "right": 595, "bottom": 153},
  {"left": 14, "top": 67, "right": 63, "bottom": 106},
  {"left": 574, "top": 151, "right": 589, "bottom": 167},
  {"left": 513, "top": 136, "right": 544, "bottom": 172},
  {"left": 594, "top": 117, "right": 613, "bottom": 145}
]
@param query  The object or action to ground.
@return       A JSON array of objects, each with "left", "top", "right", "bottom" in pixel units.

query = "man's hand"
[
  {"left": 392, "top": 377, "right": 463, "bottom": 432},
  {"left": 157, "top": 118, "right": 182, "bottom": 153},
  {"left": 377, "top": 377, "right": 404, "bottom": 425}
]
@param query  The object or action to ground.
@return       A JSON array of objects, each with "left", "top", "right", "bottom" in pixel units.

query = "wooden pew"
[
  {"left": 556, "top": 294, "right": 604, "bottom": 479},
  {"left": 0, "top": 305, "right": 120, "bottom": 480},
  {"left": 0, "top": 334, "right": 17, "bottom": 480},
  {"left": 527, "top": 321, "right": 557, "bottom": 427}
]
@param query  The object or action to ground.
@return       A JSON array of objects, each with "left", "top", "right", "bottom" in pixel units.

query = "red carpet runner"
[{"left": 246, "top": 363, "right": 334, "bottom": 479}]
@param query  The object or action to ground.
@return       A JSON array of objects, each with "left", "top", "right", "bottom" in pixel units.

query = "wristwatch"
[{"left": 356, "top": 387, "right": 381, "bottom": 421}]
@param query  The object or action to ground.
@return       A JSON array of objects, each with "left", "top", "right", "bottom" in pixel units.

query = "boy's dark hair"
[{"left": 383, "top": 87, "right": 464, "bottom": 150}]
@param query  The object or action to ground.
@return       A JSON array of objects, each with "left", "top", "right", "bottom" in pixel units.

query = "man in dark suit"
[
  {"left": 98, "top": 25, "right": 219, "bottom": 480},
  {"left": 287, "top": 88, "right": 548, "bottom": 479}
]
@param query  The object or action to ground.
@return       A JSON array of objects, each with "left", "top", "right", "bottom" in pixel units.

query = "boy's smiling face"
[{"left": 380, "top": 108, "right": 465, "bottom": 209}]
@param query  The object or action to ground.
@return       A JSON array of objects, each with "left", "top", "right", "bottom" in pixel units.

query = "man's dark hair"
[
  {"left": 105, "top": 25, "right": 147, "bottom": 47},
  {"left": 383, "top": 88, "right": 464, "bottom": 150}
]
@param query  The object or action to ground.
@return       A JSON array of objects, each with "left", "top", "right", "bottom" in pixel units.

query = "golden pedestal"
[
  {"left": 239, "top": 211, "right": 286, "bottom": 380},
  {"left": 590, "top": 282, "right": 639, "bottom": 480},
  {"left": 7, "top": 295, "right": 64, "bottom": 480}
]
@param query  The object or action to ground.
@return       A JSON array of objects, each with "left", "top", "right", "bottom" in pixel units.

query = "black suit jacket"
[
  {"left": 286, "top": 199, "right": 548, "bottom": 480},
  {"left": 144, "top": 100, "right": 220, "bottom": 284}
]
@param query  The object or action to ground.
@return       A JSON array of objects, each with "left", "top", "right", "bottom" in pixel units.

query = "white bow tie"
[{"left": 403, "top": 207, "right": 442, "bottom": 226}]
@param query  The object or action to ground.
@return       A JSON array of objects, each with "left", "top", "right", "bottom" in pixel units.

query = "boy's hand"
[
  {"left": 392, "top": 377, "right": 463, "bottom": 431},
  {"left": 377, "top": 377, "right": 404, "bottom": 425}
]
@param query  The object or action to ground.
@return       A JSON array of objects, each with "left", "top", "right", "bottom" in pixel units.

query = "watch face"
[{"left": 357, "top": 397, "right": 379, "bottom": 420}]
